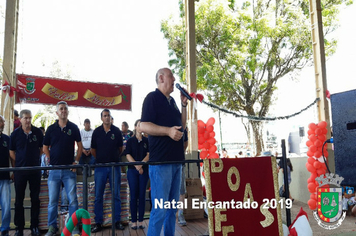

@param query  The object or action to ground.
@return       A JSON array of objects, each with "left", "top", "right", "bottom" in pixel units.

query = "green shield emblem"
[
  {"left": 26, "top": 82, "right": 35, "bottom": 91},
  {"left": 317, "top": 187, "right": 343, "bottom": 223}
]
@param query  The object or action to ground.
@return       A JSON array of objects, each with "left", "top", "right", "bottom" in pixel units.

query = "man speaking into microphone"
[{"left": 140, "top": 68, "right": 188, "bottom": 236}]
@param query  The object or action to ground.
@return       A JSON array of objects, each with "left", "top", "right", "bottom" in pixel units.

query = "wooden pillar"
[
  {"left": 309, "top": 0, "right": 334, "bottom": 171},
  {"left": 1, "top": 0, "right": 19, "bottom": 135},
  {"left": 184, "top": 0, "right": 199, "bottom": 177}
]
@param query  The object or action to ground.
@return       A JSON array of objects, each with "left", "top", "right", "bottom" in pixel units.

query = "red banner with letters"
[
  {"left": 204, "top": 157, "right": 283, "bottom": 236},
  {"left": 16, "top": 74, "right": 131, "bottom": 110}
]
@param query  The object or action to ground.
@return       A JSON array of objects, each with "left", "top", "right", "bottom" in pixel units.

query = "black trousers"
[{"left": 14, "top": 170, "right": 41, "bottom": 229}]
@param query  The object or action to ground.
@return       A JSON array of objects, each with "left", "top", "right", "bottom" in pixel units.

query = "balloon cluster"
[
  {"left": 305, "top": 121, "right": 328, "bottom": 210},
  {"left": 198, "top": 117, "right": 219, "bottom": 159}
]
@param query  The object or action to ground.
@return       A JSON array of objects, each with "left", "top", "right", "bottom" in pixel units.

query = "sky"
[{"left": 0, "top": 0, "right": 355, "bottom": 154}]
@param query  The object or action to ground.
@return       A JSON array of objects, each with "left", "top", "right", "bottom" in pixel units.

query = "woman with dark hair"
[{"left": 126, "top": 119, "right": 149, "bottom": 230}]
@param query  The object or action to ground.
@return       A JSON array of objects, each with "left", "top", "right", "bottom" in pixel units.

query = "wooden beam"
[
  {"left": 1, "top": 0, "right": 19, "bottom": 135},
  {"left": 185, "top": 0, "right": 199, "bottom": 177},
  {"left": 309, "top": 0, "right": 334, "bottom": 171}
]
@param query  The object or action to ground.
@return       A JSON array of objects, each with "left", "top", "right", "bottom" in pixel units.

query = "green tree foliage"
[
  {"left": 161, "top": 0, "right": 352, "bottom": 155},
  {"left": 32, "top": 60, "right": 73, "bottom": 129},
  {"left": 32, "top": 105, "right": 57, "bottom": 129}
]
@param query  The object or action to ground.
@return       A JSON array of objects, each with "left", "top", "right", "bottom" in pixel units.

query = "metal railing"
[{"left": 0, "top": 140, "right": 291, "bottom": 235}]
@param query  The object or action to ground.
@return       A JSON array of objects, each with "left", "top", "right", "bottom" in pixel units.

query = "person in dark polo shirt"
[
  {"left": 90, "top": 109, "right": 124, "bottom": 233},
  {"left": 140, "top": 68, "right": 188, "bottom": 236},
  {"left": 10, "top": 110, "right": 43, "bottom": 236},
  {"left": 0, "top": 115, "right": 11, "bottom": 236},
  {"left": 43, "top": 101, "right": 82, "bottom": 236},
  {"left": 126, "top": 119, "right": 149, "bottom": 230}
]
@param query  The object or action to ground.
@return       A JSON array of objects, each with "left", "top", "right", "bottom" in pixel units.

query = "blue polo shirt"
[
  {"left": 10, "top": 126, "right": 43, "bottom": 167},
  {"left": 91, "top": 124, "right": 123, "bottom": 163},
  {"left": 43, "top": 120, "right": 81, "bottom": 165},
  {"left": 0, "top": 133, "right": 10, "bottom": 180},
  {"left": 125, "top": 136, "right": 149, "bottom": 170},
  {"left": 141, "top": 88, "right": 184, "bottom": 162}
]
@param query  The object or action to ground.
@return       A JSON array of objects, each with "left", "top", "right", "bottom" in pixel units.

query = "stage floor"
[
  {"left": 7, "top": 199, "right": 356, "bottom": 236},
  {"left": 7, "top": 218, "right": 208, "bottom": 236}
]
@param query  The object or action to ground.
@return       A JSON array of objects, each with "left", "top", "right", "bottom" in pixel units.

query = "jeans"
[
  {"left": 94, "top": 166, "right": 121, "bottom": 223},
  {"left": 79, "top": 151, "right": 96, "bottom": 165},
  {"left": 47, "top": 169, "right": 78, "bottom": 228},
  {"left": 148, "top": 164, "right": 181, "bottom": 236},
  {"left": 14, "top": 171, "right": 41, "bottom": 229},
  {"left": 127, "top": 168, "right": 149, "bottom": 222},
  {"left": 0, "top": 180, "right": 11, "bottom": 232}
]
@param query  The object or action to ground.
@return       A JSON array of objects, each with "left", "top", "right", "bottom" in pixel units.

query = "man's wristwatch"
[{"left": 74, "top": 160, "right": 79, "bottom": 164}]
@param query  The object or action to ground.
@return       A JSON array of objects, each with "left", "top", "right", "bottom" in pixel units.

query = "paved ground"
[{"left": 282, "top": 200, "right": 356, "bottom": 235}]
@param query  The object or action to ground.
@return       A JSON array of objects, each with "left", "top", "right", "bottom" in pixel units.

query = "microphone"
[
  {"left": 326, "top": 138, "right": 333, "bottom": 143},
  {"left": 175, "top": 83, "right": 192, "bottom": 100}
]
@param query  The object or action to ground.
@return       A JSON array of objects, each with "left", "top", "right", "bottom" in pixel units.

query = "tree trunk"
[
  {"left": 241, "top": 118, "right": 251, "bottom": 144},
  {"left": 250, "top": 120, "right": 264, "bottom": 156}
]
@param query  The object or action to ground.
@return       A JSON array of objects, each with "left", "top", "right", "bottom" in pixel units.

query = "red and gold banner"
[
  {"left": 16, "top": 74, "right": 131, "bottom": 110},
  {"left": 204, "top": 157, "right": 283, "bottom": 236}
]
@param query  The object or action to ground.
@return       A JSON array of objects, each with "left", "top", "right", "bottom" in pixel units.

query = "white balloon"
[{"left": 318, "top": 156, "right": 325, "bottom": 163}]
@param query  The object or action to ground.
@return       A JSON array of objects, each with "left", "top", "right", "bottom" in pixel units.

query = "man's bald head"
[{"left": 155, "top": 68, "right": 170, "bottom": 84}]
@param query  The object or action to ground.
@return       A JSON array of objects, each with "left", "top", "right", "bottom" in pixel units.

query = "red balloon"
[
  {"left": 308, "top": 183, "right": 316, "bottom": 193},
  {"left": 207, "top": 138, "right": 216, "bottom": 145},
  {"left": 198, "top": 120, "right": 205, "bottom": 129},
  {"left": 204, "top": 131, "right": 210, "bottom": 140},
  {"left": 317, "top": 168, "right": 326, "bottom": 176},
  {"left": 209, "top": 145, "right": 217, "bottom": 153},
  {"left": 308, "top": 123, "right": 317, "bottom": 130},
  {"left": 210, "top": 153, "right": 219, "bottom": 159},
  {"left": 306, "top": 140, "right": 313, "bottom": 147},
  {"left": 314, "top": 139, "right": 322, "bottom": 148},
  {"left": 310, "top": 193, "right": 317, "bottom": 200},
  {"left": 322, "top": 128, "right": 328, "bottom": 135},
  {"left": 206, "top": 125, "right": 214, "bottom": 133},
  {"left": 309, "top": 134, "right": 317, "bottom": 142},
  {"left": 315, "top": 128, "right": 322, "bottom": 135},
  {"left": 317, "top": 134, "right": 326, "bottom": 142},
  {"left": 314, "top": 151, "right": 322, "bottom": 158},
  {"left": 198, "top": 144, "right": 204, "bottom": 150},
  {"left": 313, "top": 161, "right": 321, "bottom": 169},
  {"left": 307, "top": 157, "right": 316, "bottom": 165},
  {"left": 306, "top": 163, "right": 316, "bottom": 173},
  {"left": 203, "top": 142, "right": 211, "bottom": 150},
  {"left": 307, "top": 129, "right": 314, "bottom": 135},
  {"left": 198, "top": 135, "right": 205, "bottom": 144},
  {"left": 310, "top": 173, "right": 317, "bottom": 181},
  {"left": 318, "top": 121, "right": 327, "bottom": 129},
  {"left": 198, "top": 126, "right": 205, "bottom": 134},
  {"left": 209, "top": 131, "right": 216, "bottom": 138},
  {"left": 308, "top": 199, "right": 317, "bottom": 210},
  {"left": 310, "top": 173, "right": 318, "bottom": 180},
  {"left": 307, "top": 150, "right": 314, "bottom": 157},
  {"left": 309, "top": 145, "right": 317, "bottom": 153},
  {"left": 206, "top": 117, "right": 216, "bottom": 126},
  {"left": 200, "top": 151, "right": 208, "bottom": 159}
]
